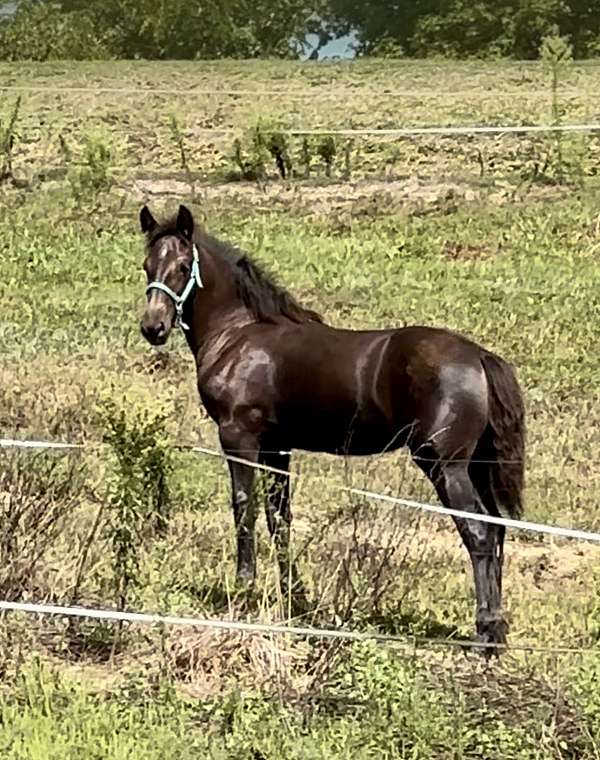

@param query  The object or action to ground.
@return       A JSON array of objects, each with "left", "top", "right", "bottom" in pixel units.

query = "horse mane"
[{"left": 150, "top": 217, "right": 323, "bottom": 325}]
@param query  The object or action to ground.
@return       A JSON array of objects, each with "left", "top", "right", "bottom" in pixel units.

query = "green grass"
[
  {"left": 0, "top": 648, "right": 598, "bottom": 760},
  {"left": 2, "top": 58, "right": 600, "bottom": 186},
  {"left": 1, "top": 59, "right": 600, "bottom": 758}
]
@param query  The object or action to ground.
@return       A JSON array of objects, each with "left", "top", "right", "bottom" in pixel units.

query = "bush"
[
  {"left": 0, "top": 96, "right": 21, "bottom": 182},
  {"left": 230, "top": 120, "right": 292, "bottom": 181},
  {"left": 70, "top": 131, "right": 115, "bottom": 196},
  {"left": 0, "top": 0, "right": 317, "bottom": 61},
  {"left": 0, "top": 452, "right": 85, "bottom": 600},
  {"left": 98, "top": 393, "right": 173, "bottom": 611}
]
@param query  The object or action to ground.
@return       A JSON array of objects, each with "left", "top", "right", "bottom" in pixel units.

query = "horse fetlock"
[
  {"left": 235, "top": 489, "right": 249, "bottom": 506},
  {"left": 476, "top": 608, "right": 508, "bottom": 654},
  {"left": 236, "top": 563, "right": 256, "bottom": 586}
]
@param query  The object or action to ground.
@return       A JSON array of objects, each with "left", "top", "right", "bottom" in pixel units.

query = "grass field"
[{"left": 2, "top": 59, "right": 600, "bottom": 758}]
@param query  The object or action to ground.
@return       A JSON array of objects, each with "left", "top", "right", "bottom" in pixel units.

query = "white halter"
[{"left": 146, "top": 244, "right": 203, "bottom": 330}]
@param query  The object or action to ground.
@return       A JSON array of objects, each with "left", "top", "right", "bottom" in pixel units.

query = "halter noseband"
[{"left": 146, "top": 243, "right": 203, "bottom": 331}]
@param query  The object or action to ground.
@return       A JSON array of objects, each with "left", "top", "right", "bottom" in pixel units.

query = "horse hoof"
[{"left": 476, "top": 613, "right": 508, "bottom": 658}]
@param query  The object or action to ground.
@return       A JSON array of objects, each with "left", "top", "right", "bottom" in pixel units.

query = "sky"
[{"left": 302, "top": 32, "right": 358, "bottom": 59}]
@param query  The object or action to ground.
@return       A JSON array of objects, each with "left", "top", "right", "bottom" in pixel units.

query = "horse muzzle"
[{"left": 141, "top": 309, "right": 172, "bottom": 345}]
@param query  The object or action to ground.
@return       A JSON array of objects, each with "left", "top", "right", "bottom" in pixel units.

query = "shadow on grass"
[{"left": 368, "top": 608, "right": 463, "bottom": 642}]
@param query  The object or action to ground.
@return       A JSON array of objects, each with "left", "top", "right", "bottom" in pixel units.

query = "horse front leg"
[
  {"left": 260, "top": 451, "right": 308, "bottom": 614},
  {"left": 220, "top": 426, "right": 260, "bottom": 586}
]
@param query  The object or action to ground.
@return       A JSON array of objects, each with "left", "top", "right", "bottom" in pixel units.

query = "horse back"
[{"left": 259, "top": 322, "right": 487, "bottom": 454}]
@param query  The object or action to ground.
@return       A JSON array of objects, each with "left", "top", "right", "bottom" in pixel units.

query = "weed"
[
  {"left": 70, "top": 130, "right": 114, "bottom": 196},
  {"left": 301, "top": 136, "right": 312, "bottom": 178},
  {"left": 98, "top": 393, "right": 173, "bottom": 612},
  {"left": 535, "top": 29, "right": 586, "bottom": 186},
  {"left": 266, "top": 129, "right": 292, "bottom": 179},
  {"left": 230, "top": 123, "right": 269, "bottom": 181},
  {"left": 317, "top": 135, "right": 336, "bottom": 178},
  {"left": 540, "top": 29, "right": 573, "bottom": 132},
  {"left": 0, "top": 96, "right": 21, "bottom": 183},
  {"left": 343, "top": 139, "right": 353, "bottom": 181},
  {"left": 58, "top": 132, "right": 72, "bottom": 164},
  {"left": 230, "top": 120, "right": 294, "bottom": 181},
  {"left": 168, "top": 114, "right": 197, "bottom": 199},
  {"left": 0, "top": 452, "right": 85, "bottom": 599}
]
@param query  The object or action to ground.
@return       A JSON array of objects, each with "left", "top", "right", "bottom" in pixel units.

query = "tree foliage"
[
  {"left": 0, "top": 1, "right": 115, "bottom": 60},
  {"left": 1, "top": 0, "right": 600, "bottom": 59},
  {"left": 325, "top": 0, "right": 600, "bottom": 59},
  {"left": 0, "top": 0, "right": 325, "bottom": 60}
]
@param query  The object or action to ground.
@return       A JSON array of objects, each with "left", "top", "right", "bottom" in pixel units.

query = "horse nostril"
[
  {"left": 141, "top": 318, "right": 167, "bottom": 344},
  {"left": 141, "top": 320, "right": 156, "bottom": 339}
]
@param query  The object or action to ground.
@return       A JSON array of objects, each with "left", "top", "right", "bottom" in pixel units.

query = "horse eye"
[{"left": 180, "top": 263, "right": 190, "bottom": 275}]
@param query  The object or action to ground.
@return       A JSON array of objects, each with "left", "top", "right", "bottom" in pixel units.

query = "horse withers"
[{"left": 139, "top": 203, "right": 526, "bottom": 652}]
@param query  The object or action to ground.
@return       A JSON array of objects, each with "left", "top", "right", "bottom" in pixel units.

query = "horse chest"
[{"left": 197, "top": 349, "right": 277, "bottom": 418}]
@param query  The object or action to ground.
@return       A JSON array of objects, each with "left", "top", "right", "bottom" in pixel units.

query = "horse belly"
[
  {"left": 275, "top": 332, "right": 413, "bottom": 455},
  {"left": 277, "top": 400, "right": 408, "bottom": 456}
]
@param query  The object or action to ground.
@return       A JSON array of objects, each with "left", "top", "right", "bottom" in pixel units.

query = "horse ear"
[
  {"left": 176, "top": 204, "right": 194, "bottom": 241},
  {"left": 140, "top": 205, "right": 157, "bottom": 234}
]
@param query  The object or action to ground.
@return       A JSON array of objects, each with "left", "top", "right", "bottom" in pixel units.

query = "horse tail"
[{"left": 471, "top": 350, "right": 526, "bottom": 519}]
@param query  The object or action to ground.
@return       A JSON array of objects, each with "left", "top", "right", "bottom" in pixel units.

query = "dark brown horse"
[{"left": 139, "top": 204, "right": 525, "bottom": 650}]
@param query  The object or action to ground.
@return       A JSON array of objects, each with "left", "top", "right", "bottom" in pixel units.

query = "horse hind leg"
[
  {"left": 437, "top": 461, "right": 507, "bottom": 653},
  {"left": 469, "top": 455, "right": 506, "bottom": 599},
  {"left": 414, "top": 362, "right": 507, "bottom": 652}
]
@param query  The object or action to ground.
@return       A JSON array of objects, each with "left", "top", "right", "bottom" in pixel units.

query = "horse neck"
[{"left": 184, "top": 246, "right": 252, "bottom": 357}]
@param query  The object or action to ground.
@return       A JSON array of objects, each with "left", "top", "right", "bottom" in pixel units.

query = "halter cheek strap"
[{"left": 146, "top": 244, "right": 203, "bottom": 331}]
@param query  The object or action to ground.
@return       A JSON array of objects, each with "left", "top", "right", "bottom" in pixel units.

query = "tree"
[
  {"left": 322, "top": 0, "right": 600, "bottom": 58},
  {"left": 0, "top": 0, "right": 326, "bottom": 60},
  {"left": 2, "top": 0, "right": 599, "bottom": 60},
  {"left": 324, "top": 0, "right": 441, "bottom": 56},
  {"left": 0, "top": 1, "right": 115, "bottom": 60}
]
